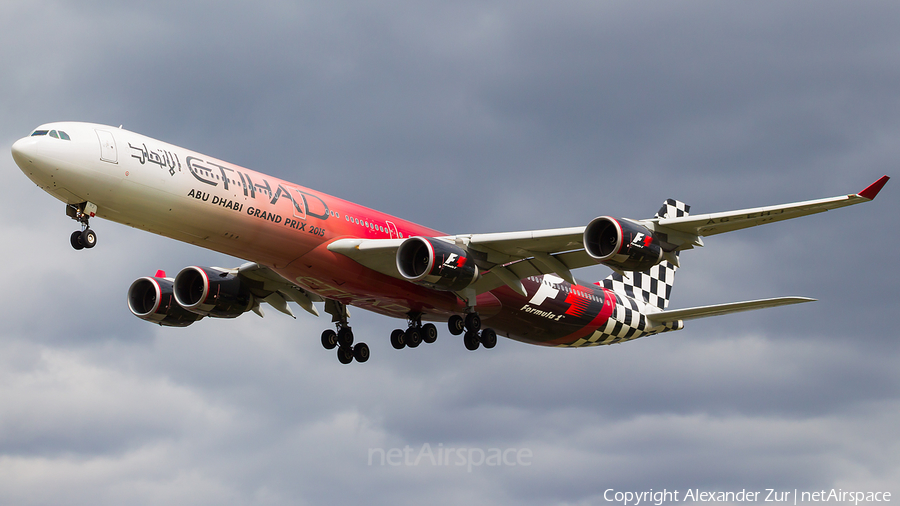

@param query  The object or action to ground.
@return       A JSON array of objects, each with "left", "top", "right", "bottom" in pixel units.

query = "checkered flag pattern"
[
  {"left": 556, "top": 292, "right": 684, "bottom": 348},
  {"left": 599, "top": 199, "right": 689, "bottom": 310},
  {"left": 657, "top": 198, "right": 690, "bottom": 220}
]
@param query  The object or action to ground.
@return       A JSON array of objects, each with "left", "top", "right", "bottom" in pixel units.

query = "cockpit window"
[
  {"left": 44, "top": 130, "right": 71, "bottom": 140},
  {"left": 31, "top": 130, "right": 49, "bottom": 137}
]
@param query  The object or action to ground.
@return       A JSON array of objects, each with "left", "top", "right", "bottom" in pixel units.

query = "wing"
[
  {"left": 327, "top": 228, "right": 589, "bottom": 294},
  {"left": 647, "top": 175, "right": 890, "bottom": 240},
  {"left": 127, "top": 263, "right": 325, "bottom": 327},
  {"left": 235, "top": 262, "right": 323, "bottom": 317},
  {"left": 328, "top": 176, "right": 889, "bottom": 296}
]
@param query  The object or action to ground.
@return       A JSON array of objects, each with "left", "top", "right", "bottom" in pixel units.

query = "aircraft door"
[{"left": 95, "top": 129, "right": 117, "bottom": 163}]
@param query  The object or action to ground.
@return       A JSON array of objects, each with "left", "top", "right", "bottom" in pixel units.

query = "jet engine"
[
  {"left": 127, "top": 276, "right": 203, "bottom": 327},
  {"left": 173, "top": 266, "right": 254, "bottom": 318},
  {"left": 396, "top": 237, "right": 479, "bottom": 291},
  {"left": 583, "top": 216, "right": 663, "bottom": 271}
]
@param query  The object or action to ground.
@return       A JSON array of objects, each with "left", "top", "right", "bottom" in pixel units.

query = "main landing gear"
[
  {"left": 389, "top": 313, "right": 438, "bottom": 350},
  {"left": 391, "top": 311, "right": 496, "bottom": 352},
  {"left": 447, "top": 312, "right": 497, "bottom": 351},
  {"left": 319, "top": 301, "right": 497, "bottom": 363},
  {"left": 67, "top": 202, "right": 98, "bottom": 250},
  {"left": 320, "top": 299, "right": 369, "bottom": 365}
]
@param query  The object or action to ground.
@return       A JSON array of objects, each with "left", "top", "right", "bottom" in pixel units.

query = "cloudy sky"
[{"left": 2, "top": 1, "right": 899, "bottom": 504}]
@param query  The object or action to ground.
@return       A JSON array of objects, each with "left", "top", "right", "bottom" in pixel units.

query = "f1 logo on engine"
[
  {"left": 631, "top": 233, "right": 653, "bottom": 247},
  {"left": 442, "top": 253, "right": 467, "bottom": 269}
]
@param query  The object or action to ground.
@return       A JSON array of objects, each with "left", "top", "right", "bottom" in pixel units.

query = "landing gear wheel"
[
  {"left": 337, "top": 327, "right": 354, "bottom": 347},
  {"left": 80, "top": 228, "right": 97, "bottom": 248},
  {"left": 448, "top": 315, "right": 465, "bottom": 335},
  {"left": 405, "top": 327, "right": 422, "bottom": 348},
  {"left": 70, "top": 230, "right": 84, "bottom": 250},
  {"left": 464, "top": 312, "right": 481, "bottom": 332},
  {"left": 480, "top": 328, "right": 497, "bottom": 349},
  {"left": 464, "top": 331, "right": 480, "bottom": 351},
  {"left": 422, "top": 323, "right": 438, "bottom": 344},
  {"left": 390, "top": 329, "right": 406, "bottom": 349},
  {"left": 321, "top": 329, "right": 337, "bottom": 350},
  {"left": 337, "top": 346, "right": 353, "bottom": 364},
  {"left": 353, "top": 343, "right": 370, "bottom": 363}
]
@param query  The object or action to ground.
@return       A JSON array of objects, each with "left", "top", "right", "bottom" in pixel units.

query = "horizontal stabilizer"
[{"left": 645, "top": 296, "right": 815, "bottom": 326}]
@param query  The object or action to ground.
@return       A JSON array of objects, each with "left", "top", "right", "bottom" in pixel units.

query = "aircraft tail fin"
[{"left": 598, "top": 199, "right": 689, "bottom": 310}]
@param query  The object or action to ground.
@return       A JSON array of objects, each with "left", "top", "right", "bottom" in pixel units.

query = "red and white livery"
[{"left": 11, "top": 122, "right": 889, "bottom": 363}]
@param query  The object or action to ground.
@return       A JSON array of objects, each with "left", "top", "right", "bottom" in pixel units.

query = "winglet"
[
  {"left": 858, "top": 175, "right": 889, "bottom": 200},
  {"left": 155, "top": 270, "right": 166, "bottom": 278}
]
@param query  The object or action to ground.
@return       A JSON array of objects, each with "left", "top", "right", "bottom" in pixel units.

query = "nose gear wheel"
[{"left": 67, "top": 203, "right": 98, "bottom": 250}]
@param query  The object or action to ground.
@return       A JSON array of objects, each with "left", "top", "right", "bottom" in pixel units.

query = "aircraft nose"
[{"left": 11, "top": 136, "right": 39, "bottom": 168}]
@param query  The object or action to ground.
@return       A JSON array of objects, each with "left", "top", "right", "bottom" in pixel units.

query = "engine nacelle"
[
  {"left": 584, "top": 216, "right": 663, "bottom": 271},
  {"left": 173, "top": 266, "right": 254, "bottom": 318},
  {"left": 396, "top": 237, "right": 479, "bottom": 291},
  {"left": 127, "top": 276, "right": 203, "bottom": 327}
]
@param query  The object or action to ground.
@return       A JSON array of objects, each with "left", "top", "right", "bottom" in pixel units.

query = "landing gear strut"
[
  {"left": 67, "top": 202, "right": 98, "bottom": 250},
  {"left": 390, "top": 312, "right": 438, "bottom": 350},
  {"left": 321, "top": 299, "right": 369, "bottom": 364}
]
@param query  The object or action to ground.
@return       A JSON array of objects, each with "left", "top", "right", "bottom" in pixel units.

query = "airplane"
[{"left": 11, "top": 122, "right": 889, "bottom": 364}]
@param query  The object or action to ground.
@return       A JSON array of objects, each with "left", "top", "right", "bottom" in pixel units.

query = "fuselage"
[{"left": 12, "top": 122, "right": 673, "bottom": 347}]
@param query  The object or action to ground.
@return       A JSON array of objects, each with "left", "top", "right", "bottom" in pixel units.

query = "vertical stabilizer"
[{"left": 599, "top": 199, "right": 689, "bottom": 310}]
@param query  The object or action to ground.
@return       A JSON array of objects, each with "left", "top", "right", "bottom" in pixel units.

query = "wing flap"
[{"left": 237, "top": 262, "right": 322, "bottom": 316}]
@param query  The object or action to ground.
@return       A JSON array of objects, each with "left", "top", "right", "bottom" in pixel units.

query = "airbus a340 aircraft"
[{"left": 11, "top": 122, "right": 889, "bottom": 364}]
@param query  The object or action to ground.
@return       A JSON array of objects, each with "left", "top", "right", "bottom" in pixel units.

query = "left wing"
[
  {"left": 328, "top": 176, "right": 888, "bottom": 296},
  {"left": 326, "top": 229, "right": 587, "bottom": 293},
  {"left": 647, "top": 175, "right": 890, "bottom": 239}
]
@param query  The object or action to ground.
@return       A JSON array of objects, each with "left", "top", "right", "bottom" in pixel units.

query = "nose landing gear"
[
  {"left": 67, "top": 202, "right": 98, "bottom": 250},
  {"left": 70, "top": 228, "right": 97, "bottom": 250}
]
